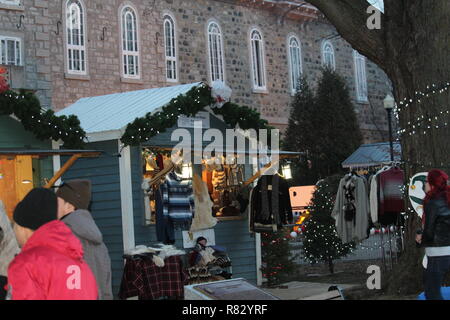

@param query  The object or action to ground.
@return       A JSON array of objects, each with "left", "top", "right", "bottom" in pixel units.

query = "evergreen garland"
[
  {"left": 121, "top": 83, "right": 272, "bottom": 146},
  {"left": 0, "top": 89, "right": 86, "bottom": 149}
]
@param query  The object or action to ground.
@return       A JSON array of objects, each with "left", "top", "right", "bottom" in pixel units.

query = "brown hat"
[{"left": 56, "top": 179, "right": 92, "bottom": 210}]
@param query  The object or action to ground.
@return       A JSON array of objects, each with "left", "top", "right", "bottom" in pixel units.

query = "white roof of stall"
[{"left": 56, "top": 82, "right": 202, "bottom": 135}]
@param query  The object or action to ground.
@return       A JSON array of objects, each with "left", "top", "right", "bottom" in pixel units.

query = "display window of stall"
[
  {"left": 202, "top": 156, "right": 248, "bottom": 219},
  {"left": 141, "top": 149, "right": 250, "bottom": 226}
]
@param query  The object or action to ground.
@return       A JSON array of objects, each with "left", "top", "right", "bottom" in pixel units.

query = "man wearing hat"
[
  {"left": 8, "top": 188, "right": 98, "bottom": 300},
  {"left": 56, "top": 180, "right": 113, "bottom": 300}
]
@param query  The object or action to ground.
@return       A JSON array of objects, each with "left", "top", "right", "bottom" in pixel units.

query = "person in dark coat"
[
  {"left": 416, "top": 169, "right": 450, "bottom": 300},
  {"left": 57, "top": 180, "right": 113, "bottom": 300}
]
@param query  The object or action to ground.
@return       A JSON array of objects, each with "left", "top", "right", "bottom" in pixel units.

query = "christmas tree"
[
  {"left": 261, "top": 229, "right": 297, "bottom": 287},
  {"left": 302, "top": 175, "right": 355, "bottom": 273},
  {"left": 283, "top": 76, "right": 319, "bottom": 186},
  {"left": 284, "top": 69, "right": 363, "bottom": 185}
]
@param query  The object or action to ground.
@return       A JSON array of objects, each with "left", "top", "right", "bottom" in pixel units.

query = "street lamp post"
[{"left": 384, "top": 94, "right": 395, "bottom": 162}]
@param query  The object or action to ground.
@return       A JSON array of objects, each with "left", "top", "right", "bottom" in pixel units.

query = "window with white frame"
[
  {"left": 66, "top": 0, "right": 86, "bottom": 74},
  {"left": 0, "top": 0, "right": 21, "bottom": 6},
  {"left": 354, "top": 50, "right": 368, "bottom": 102},
  {"left": 207, "top": 21, "right": 225, "bottom": 82},
  {"left": 250, "top": 28, "right": 266, "bottom": 90},
  {"left": 0, "top": 36, "right": 21, "bottom": 66},
  {"left": 322, "top": 41, "right": 335, "bottom": 70},
  {"left": 288, "top": 35, "right": 302, "bottom": 94},
  {"left": 121, "top": 6, "right": 139, "bottom": 78},
  {"left": 164, "top": 14, "right": 177, "bottom": 82}
]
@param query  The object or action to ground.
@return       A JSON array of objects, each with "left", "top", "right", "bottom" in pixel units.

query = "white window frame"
[
  {"left": 65, "top": 0, "right": 87, "bottom": 75},
  {"left": 120, "top": 5, "right": 140, "bottom": 79},
  {"left": 321, "top": 40, "right": 335, "bottom": 71},
  {"left": 249, "top": 28, "right": 267, "bottom": 92},
  {"left": 354, "top": 50, "right": 368, "bottom": 102},
  {"left": 287, "top": 35, "right": 303, "bottom": 95},
  {"left": 0, "top": 35, "right": 22, "bottom": 66},
  {"left": 0, "top": 0, "right": 21, "bottom": 6},
  {"left": 163, "top": 13, "right": 178, "bottom": 83},
  {"left": 207, "top": 20, "right": 226, "bottom": 83}
]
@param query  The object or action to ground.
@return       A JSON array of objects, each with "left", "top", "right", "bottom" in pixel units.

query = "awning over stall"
[
  {"left": 56, "top": 82, "right": 202, "bottom": 136},
  {"left": 342, "top": 142, "right": 402, "bottom": 168}
]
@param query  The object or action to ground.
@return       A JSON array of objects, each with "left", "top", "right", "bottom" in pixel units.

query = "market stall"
[{"left": 57, "top": 81, "right": 301, "bottom": 298}]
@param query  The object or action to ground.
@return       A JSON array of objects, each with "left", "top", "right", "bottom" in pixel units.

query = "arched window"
[
  {"left": 164, "top": 14, "right": 177, "bottom": 82},
  {"left": 250, "top": 28, "right": 266, "bottom": 90},
  {"left": 66, "top": 0, "right": 86, "bottom": 74},
  {"left": 207, "top": 21, "right": 225, "bottom": 82},
  {"left": 354, "top": 50, "right": 368, "bottom": 102},
  {"left": 121, "top": 6, "right": 139, "bottom": 78},
  {"left": 322, "top": 41, "right": 335, "bottom": 70},
  {"left": 288, "top": 35, "right": 302, "bottom": 94}
]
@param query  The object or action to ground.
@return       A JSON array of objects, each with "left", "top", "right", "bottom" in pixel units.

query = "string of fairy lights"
[{"left": 394, "top": 81, "right": 450, "bottom": 139}]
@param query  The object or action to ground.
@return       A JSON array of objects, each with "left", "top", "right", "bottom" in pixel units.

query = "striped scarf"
[{"left": 161, "top": 172, "right": 195, "bottom": 230}]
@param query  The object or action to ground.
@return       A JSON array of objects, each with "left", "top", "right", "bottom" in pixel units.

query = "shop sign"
[
  {"left": 408, "top": 172, "right": 427, "bottom": 218},
  {"left": 178, "top": 111, "right": 210, "bottom": 129}
]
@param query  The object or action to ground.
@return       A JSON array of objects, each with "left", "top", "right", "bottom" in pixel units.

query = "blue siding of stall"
[{"left": 62, "top": 140, "right": 124, "bottom": 297}]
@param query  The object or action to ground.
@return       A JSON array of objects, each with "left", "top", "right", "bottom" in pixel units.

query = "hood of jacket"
[
  {"left": 22, "top": 220, "right": 83, "bottom": 261},
  {"left": 62, "top": 209, "right": 103, "bottom": 245}
]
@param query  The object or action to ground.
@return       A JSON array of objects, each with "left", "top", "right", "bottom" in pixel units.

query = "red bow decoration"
[{"left": 0, "top": 67, "right": 9, "bottom": 93}]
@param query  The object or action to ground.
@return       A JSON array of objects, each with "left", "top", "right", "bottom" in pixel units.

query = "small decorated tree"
[
  {"left": 302, "top": 175, "right": 355, "bottom": 273},
  {"left": 261, "top": 229, "right": 297, "bottom": 287}
]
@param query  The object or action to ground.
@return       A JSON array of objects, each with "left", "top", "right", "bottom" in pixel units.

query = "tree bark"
[{"left": 305, "top": 0, "right": 450, "bottom": 295}]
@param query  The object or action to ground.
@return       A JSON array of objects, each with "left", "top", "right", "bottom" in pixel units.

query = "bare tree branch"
[{"left": 305, "top": 0, "right": 388, "bottom": 69}]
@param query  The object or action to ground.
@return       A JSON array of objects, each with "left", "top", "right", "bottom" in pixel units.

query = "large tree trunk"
[
  {"left": 304, "top": 0, "right": 450, "bottom": 295},
  {"left": 382, "top": 1, "right": 450, "bottom": 295}
]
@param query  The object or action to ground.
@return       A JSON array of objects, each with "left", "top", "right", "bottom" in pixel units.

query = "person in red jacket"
[{"left": 7, "top": 188, "right": 98, "bottom": 300}]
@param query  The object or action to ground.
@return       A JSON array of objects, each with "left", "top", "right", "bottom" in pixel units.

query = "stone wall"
[
  {"left": 0, "top": 0, "right": 393, "bottom": 143},
  {"left": 0, "top": 0, "right": 53, "bottom": 108}
]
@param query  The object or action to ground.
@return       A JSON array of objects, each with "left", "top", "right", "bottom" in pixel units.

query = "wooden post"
[
  {"left": 44, "top": 154, "right": 82, "bottom": 189},
  {"left": 243, "top": 160, "right": 280, "bottom": 187}
]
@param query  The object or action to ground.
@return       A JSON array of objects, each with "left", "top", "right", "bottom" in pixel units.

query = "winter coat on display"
[
  {"left": 190, "top": 174, "right": 217, "bottom": 233},
  {"left": 62, "top": 210, "right": 113, "bottom": 300},
  {"left": 250, "top": 174, "right": 293, "bottom": 232},
  {"left": 7, "top": 220, "right": 98, "bottom": 300},
  {"left": 332, "top": 174, "right": 370, "bottom": 244},
  {"left": 0, "top": 201, "right": 20, "bottom": 278},
  {"left": 378, "top": 167, "right": 405, "bottom": 214}
]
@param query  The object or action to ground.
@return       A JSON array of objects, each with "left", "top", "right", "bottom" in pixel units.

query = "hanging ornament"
[
  {"left": 290, "top": 231, "right": 298, "bottom": 238},
  {"left": 211, "top": 80, "right": 232, "bottom": 109}
]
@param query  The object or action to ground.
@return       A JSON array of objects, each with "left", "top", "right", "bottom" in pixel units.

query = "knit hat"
[
  {"left": 56, "top": 179, "right": 92, "bottom": 210},
  {"left": 13, "top": 188, "right": 58, "bottom": 231}
]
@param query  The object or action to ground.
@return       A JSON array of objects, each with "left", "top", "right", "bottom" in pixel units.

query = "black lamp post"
[{"left": 383, "top": 94, "right": 395, "bottom": 162}]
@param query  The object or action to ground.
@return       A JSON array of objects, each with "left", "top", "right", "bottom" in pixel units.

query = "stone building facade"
[{"left": 1, "top": 0, "right": 392, "bottom": 143}]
